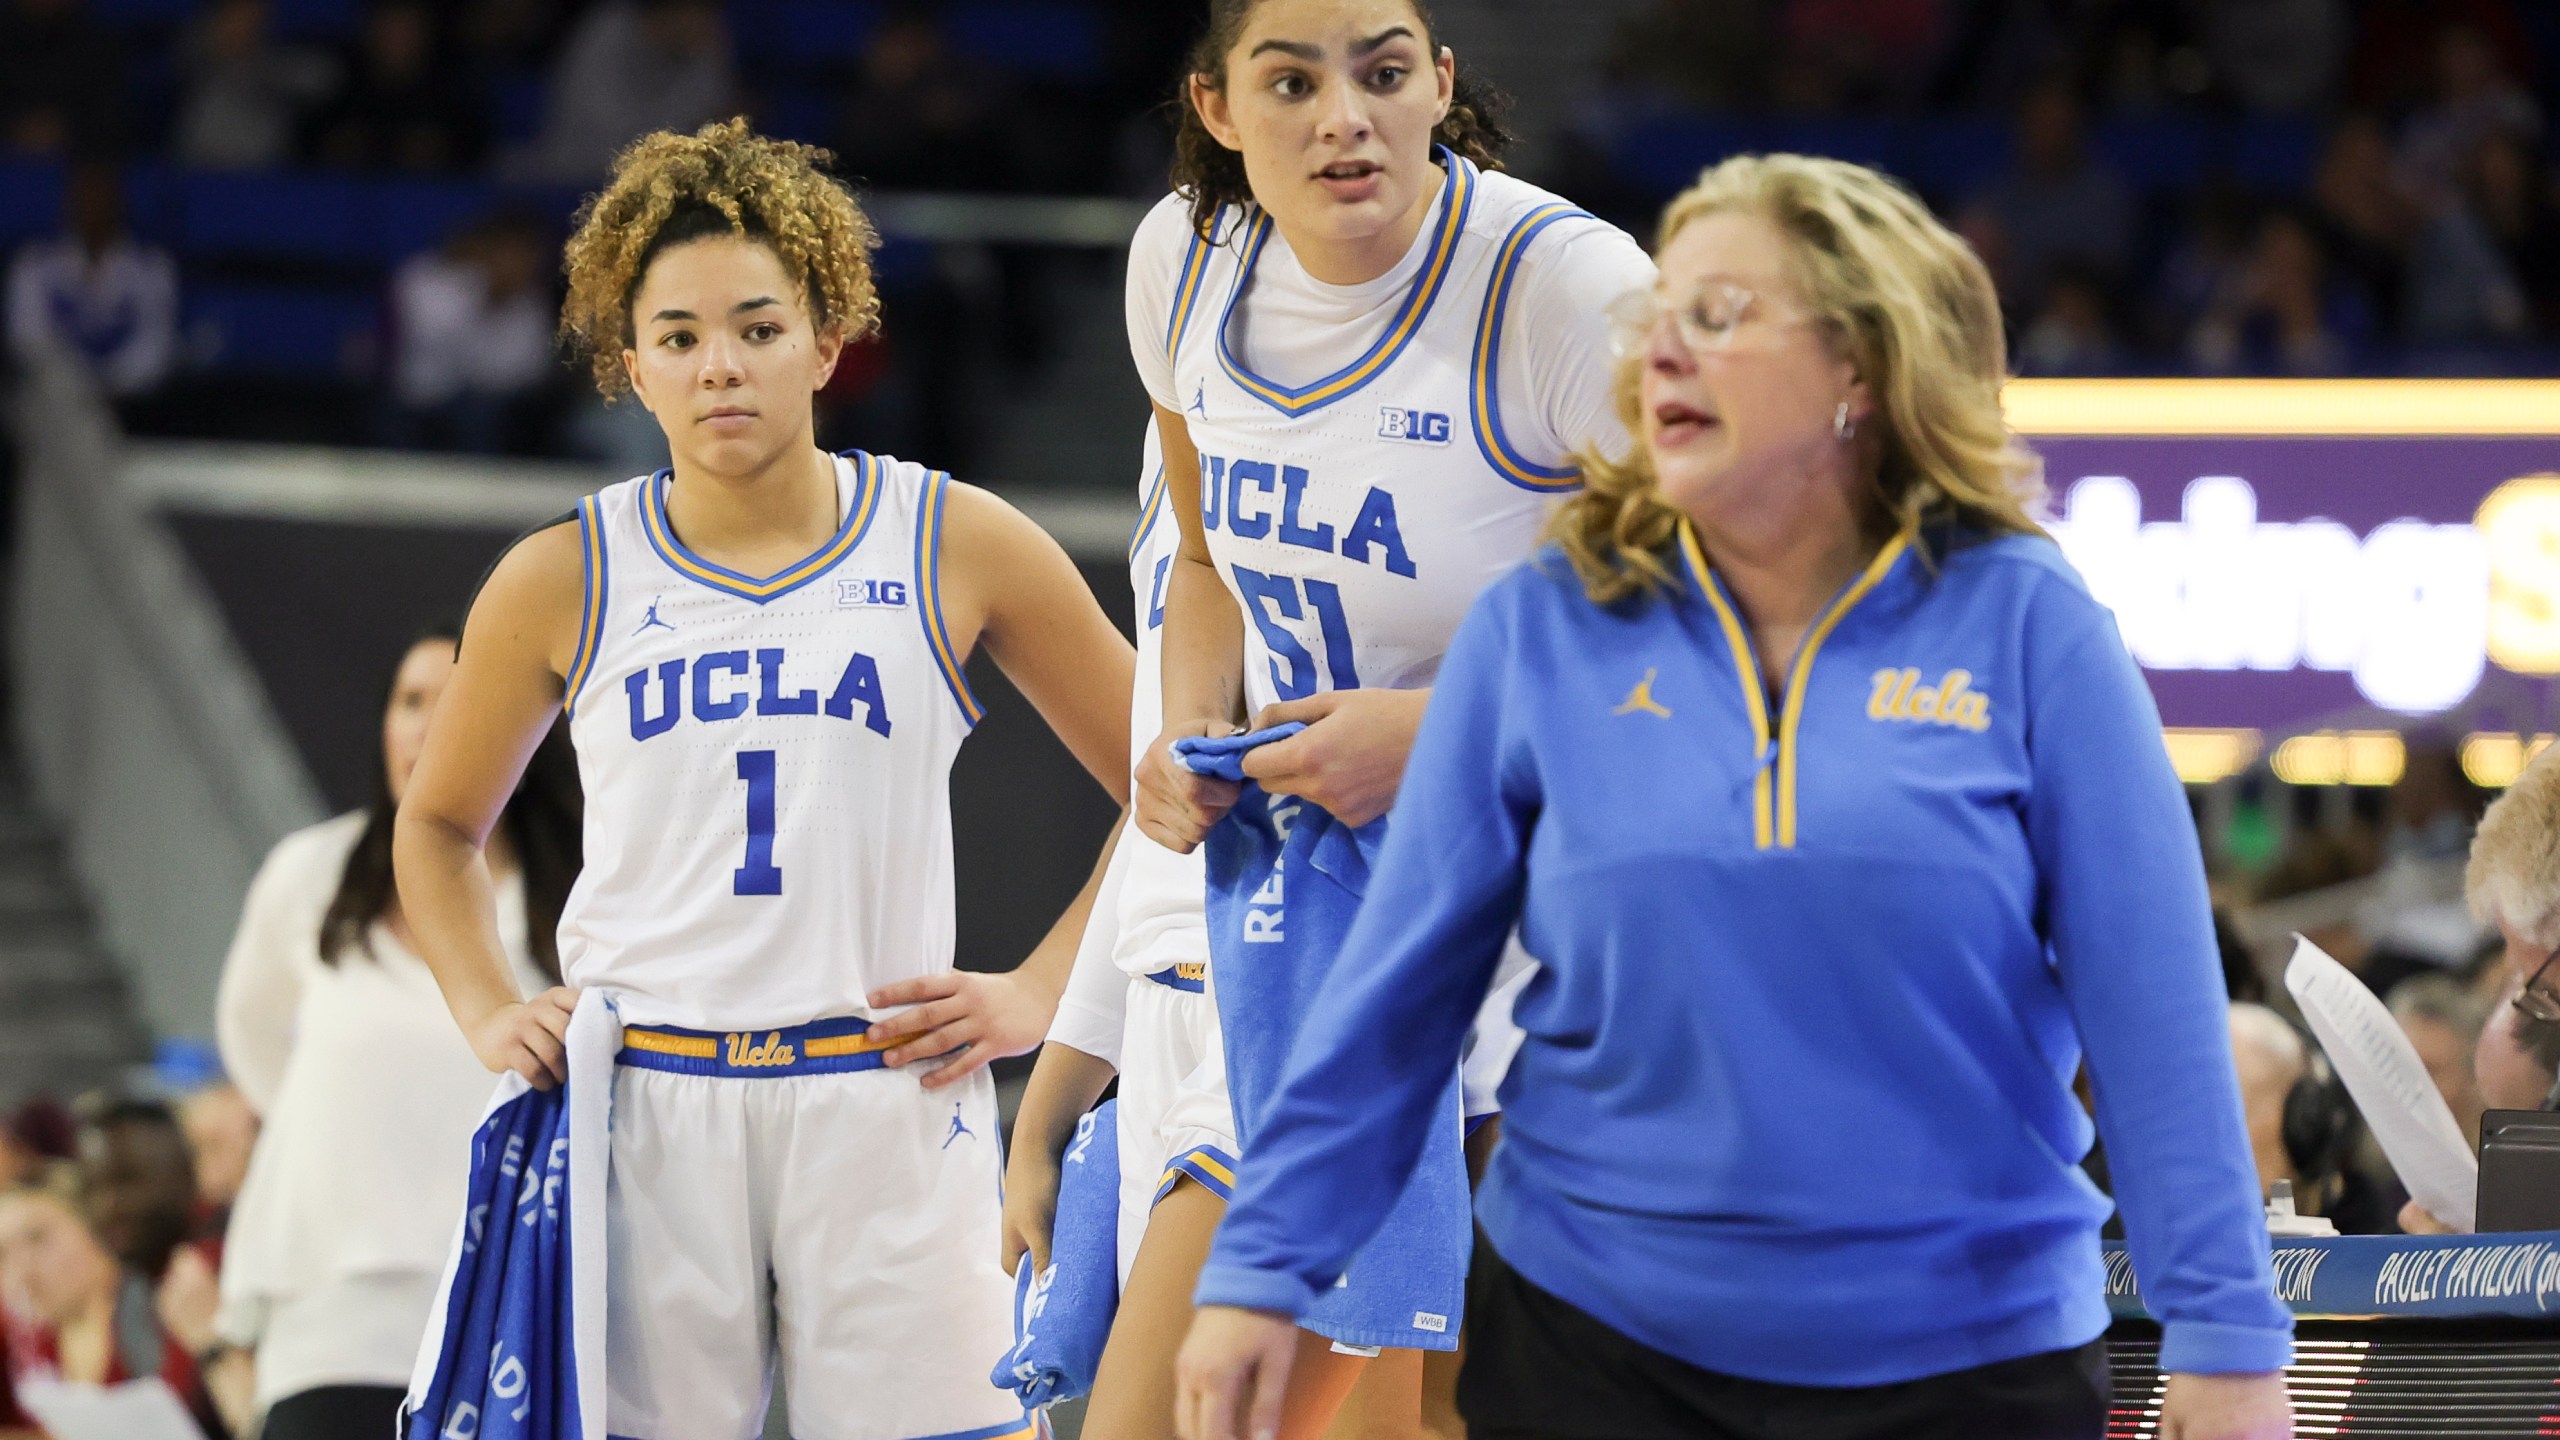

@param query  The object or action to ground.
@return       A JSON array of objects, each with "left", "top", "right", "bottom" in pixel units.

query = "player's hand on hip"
[
  {"left": 1177, "top": 1305, "right": 1299, "bottom": 1440},
  {"left": 999, "top": 1142, "right": 1063, "bottom": 1276},
  {"left": 1241, "top": 690, "right": 1429, "bottom": 828},
  {"left": 2158, "top": 1371, "right": 2291, "bottom": 1440},
  {"left": 1136, "top": 717, "right": 1243, "bottom": 853},
  {"left": 867, "top": 970, "right": 1046, "bottom": 1089},
  {"left": 468, "top": 986, "right": 578, "bottom": 1089}
]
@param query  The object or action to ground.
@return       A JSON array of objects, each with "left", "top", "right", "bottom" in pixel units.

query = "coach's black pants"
[
  {"left": 1458, "top": 1239, "right": 2110, "bottom": 1440},
  {"left": 260, "top": 1383, "right": 406, "bottom": 1440}
]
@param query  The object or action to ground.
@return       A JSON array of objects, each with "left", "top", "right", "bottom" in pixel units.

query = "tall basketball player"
[
  {"left": 1094, "top": 1, "right": 1657, "bottom": 1435},
  {"left": 393, "top": 120, "right": 1135, "bottom": 1440}
]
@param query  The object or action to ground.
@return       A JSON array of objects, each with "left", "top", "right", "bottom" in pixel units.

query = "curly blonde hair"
[
  {"left": 1552, "top": 153, "right": 2042, "bottom": 604},
  {"left": 560, "top": 118, "right": 882, "bottom": 397}
]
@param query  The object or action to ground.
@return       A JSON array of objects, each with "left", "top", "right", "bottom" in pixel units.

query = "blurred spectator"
[
  {"left": 175, "top": 1086, "right": 253, "bottom": 1238},
  {"left": 2395, "top": 23, "right": 2541, "bottom": 215},
  {"left": 2347, "top": 0, "right": 2537, "bottom": 119},
  {"left": 2228, "top": 1002, "right": 2353, "bottom": 1216},
  {"left": 215, "top": 628, "right": 578, "bottom": 1439},
  {"left": 2013, "top": 264, "right": 2124, "bottom": 375},
  {"left": 2202, "top": 0, "right": 2346, "bottom": 114},
  {"left": 2149, "top": 178, "right": 2256, "bottom": 344},
  {"left": 307, "top": 0, "right": 487, "bottom": 173},
  {"left": 5, "top": 161, "right": 178, "bottom": 400},
  {"left": 456, "top": 0, "right": 572, "bottom": 72},
  {"left": 2354, "top": 740, "right": 2492, "bottom": 994},
  {"left": 0, "top": 1103, "right": 73, "bottom": 1193},
  {"left": 1768, "top": 0, "right": 1944, "bottom": 113},
  {"left": 2188, "top": 209, "right": 2371, "bottom": 375},
  {"left": 2308, "top": 113, "right": 2415, "bottom": 324},
  {"left": 1601, "top": 0, "right": 1774, "bottom": 112},
  {"left": 1970, "top": 78, "right": 2133, "bottom": 310},
  {"left": 173, "top": 0, "right": 340, "bottom": 171},
  {"left": 383, "top": 210, "right": 560, "bottom": 453},
  {"left": 2390, "top": 973, "right": 2492, "bottom": 1149},
  {"left": 0, "top": 0, "right": 123, "bottom": 157},
  {"left": 2215, "top": 908, "right": 2268, "bottom": 1005},
  {"left": 834, "top": 9, "right": 1008, "bottom": 192},
  {"left": 2400, "top": 1003, "right": 2559, "bottom": 1234},
  {"left": 0, "top": 1164, "right": 236, "bottom": 1436},
  {"left": 2481, "top": 1004, "right": 2560, "bottom": 1111},
  {"left": 76, "top": 1101, "right": 197, "bottom": 1285},
  {"left": 521, "top": 0, "right": 733, "bottom": 183},
  {"left": 2405, "top": 134, "right": 2546, "bottom": 348}
]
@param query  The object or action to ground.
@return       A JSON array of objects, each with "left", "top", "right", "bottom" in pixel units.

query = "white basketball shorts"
[
  {"left": 603, "top": 1017, "right": 1029, "bottom": 1440},
  {"left": 1112, "top": 969, "right": 1240, "bottom": 1287}
]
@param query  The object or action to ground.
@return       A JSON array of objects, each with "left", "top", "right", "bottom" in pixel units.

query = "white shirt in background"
[{"left": 215, "top": 811, "right": 548, "bottom": 1406}]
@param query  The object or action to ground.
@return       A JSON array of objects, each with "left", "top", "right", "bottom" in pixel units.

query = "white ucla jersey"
[
  {"left": 1166, "top": 159, "right": 1602, "bottom": 713},
  {"left": 554, "top": 451, "right": 982, "bottom": 1030},
  {"left": 1114, "top": 422, "right": 1210, "bottom": 978}
]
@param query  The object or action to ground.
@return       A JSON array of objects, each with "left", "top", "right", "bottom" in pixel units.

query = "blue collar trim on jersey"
[
  {"left": 1213, "top": 151, "right": 1477, "bottom": 418},
  {"left": 639, "top": 450, "right": 882, "bottom": 605}
]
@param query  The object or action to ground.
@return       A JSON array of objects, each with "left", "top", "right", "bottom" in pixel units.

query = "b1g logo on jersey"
[
  {"left": 837, "top": 577, "right": 910, "bottom": 609},
  {"left": 1377, "top": 407, "right": 1452, "bottom": 445}
]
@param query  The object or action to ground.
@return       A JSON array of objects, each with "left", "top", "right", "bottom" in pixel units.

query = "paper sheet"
[
  {"left": 14, "top": 1377, "right": 205, "bottom": 1440},
  {"left": 2285, "top": 934, "right": 2478, "bottom": 1232}
]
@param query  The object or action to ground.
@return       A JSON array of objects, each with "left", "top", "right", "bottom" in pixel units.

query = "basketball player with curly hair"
[{"left": 394, "top": 118, "right": 1135, "bottom": 1440}]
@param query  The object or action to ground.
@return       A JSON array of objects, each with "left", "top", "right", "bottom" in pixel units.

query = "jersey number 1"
[{"left": 734, "top": 750, "right": 783, "bottom": 895}]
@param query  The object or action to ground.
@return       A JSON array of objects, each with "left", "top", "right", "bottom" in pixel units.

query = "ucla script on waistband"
[{"left": 2104, "top": 1232, "right": 2560, "bottom": 1321}]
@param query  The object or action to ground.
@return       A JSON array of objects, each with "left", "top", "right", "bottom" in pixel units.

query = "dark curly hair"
[
  {"left": 1171, "top": 0, "right": 1513, "bottom": 239},
  {"left": 560, "top": 117, "right": 881, "bottom": 396}
]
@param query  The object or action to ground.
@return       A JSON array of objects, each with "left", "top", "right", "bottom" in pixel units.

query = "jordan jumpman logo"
[
  {"left": 632, "top": 597, "right": 675, "bottom": 636},
  {"left": 1613, "top": 668, "right": 1673, "bottom": 719},
  {"left": 943, "top": 1102, "right": 974, "bottom": 1149}
]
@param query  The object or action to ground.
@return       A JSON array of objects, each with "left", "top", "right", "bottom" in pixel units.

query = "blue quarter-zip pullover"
[{"left": 1194, "top": 527, "right": 2292, "bottom": 1386}]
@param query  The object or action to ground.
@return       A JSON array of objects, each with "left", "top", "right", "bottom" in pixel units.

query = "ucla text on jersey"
[
  {"left": 1165, "top": 155, "right": 1600, "bottom": 709},
  {"left": 554, "top": 451, "right": 979, "bottom": 1032}
]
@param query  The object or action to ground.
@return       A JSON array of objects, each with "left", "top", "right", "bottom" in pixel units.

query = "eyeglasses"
[
  {"left": 2515, "top": 947, "right": 2560, "bottom": 1024},
  {"left": 1607, "top": 282, "right": 1809, "bottom": 359}
]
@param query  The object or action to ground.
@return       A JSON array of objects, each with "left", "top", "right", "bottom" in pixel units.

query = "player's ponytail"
[{"left": 1170, "top": 0, "right": 1514, "bottom": 240}]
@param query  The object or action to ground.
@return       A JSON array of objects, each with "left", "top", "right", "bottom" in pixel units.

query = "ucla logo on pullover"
[{"left": 1867, "top": 667, "right": 1993, "bottom": 733}]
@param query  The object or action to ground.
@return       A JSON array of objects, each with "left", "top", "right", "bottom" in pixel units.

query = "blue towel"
[
  {"left": 1192, "top": 773, "right": 1470, "bottom": 1353},
  {"left": 405, "top": 1085, "right": 579, "bottom": 1440},
  {"left": 993, "top": 1100, "right": 1122, "bottom": 1410},
  {"left": 1170, "top": 723, "right": 1306, "bottom": 783},
  {"left": 408, "top": 994, "right": 615, "bottom": 1440}
]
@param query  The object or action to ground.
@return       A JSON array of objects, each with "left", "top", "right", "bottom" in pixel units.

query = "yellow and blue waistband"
[
  {"left": 1145, "top": 963, "right": 1206, "bottom": 994},
  {"left": 618, "top": 1015, "right": 896, "bottom": 1078}
]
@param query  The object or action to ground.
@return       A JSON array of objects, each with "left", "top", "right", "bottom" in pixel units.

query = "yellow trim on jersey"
[
  {"left": 1164, "top": 223, "right": 1214, "bottom": 359},
  {"left": 1470, "top": 202, "right": 1588, "bottom": 492},
  {"left": 562, "top": 493, "right": 607, "bottom": 717},
  {"left": 1679, "top": 522, "right": 1774, "bottom": 849},
  {"left": 916, "top": 472, "right": 986, "bottom": 726},
  {"left": 1215, "top": 158, "right": 1475, "bottom": 415},
  {"left": 1773, "top": 535, "right": 1907, "bottom": 847},
  {"left": 1128, "top": 464, "right": 1169, "bottom": 564},
  {"left": 1164, "top": 1149, "right": 1235, "bottom": 1190},
  {"left": 640, "top": 453, "right": 882, "bottom": 602},
  {"left": 620, "top": 1028, "right": 718, "bottom": 1060}
]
